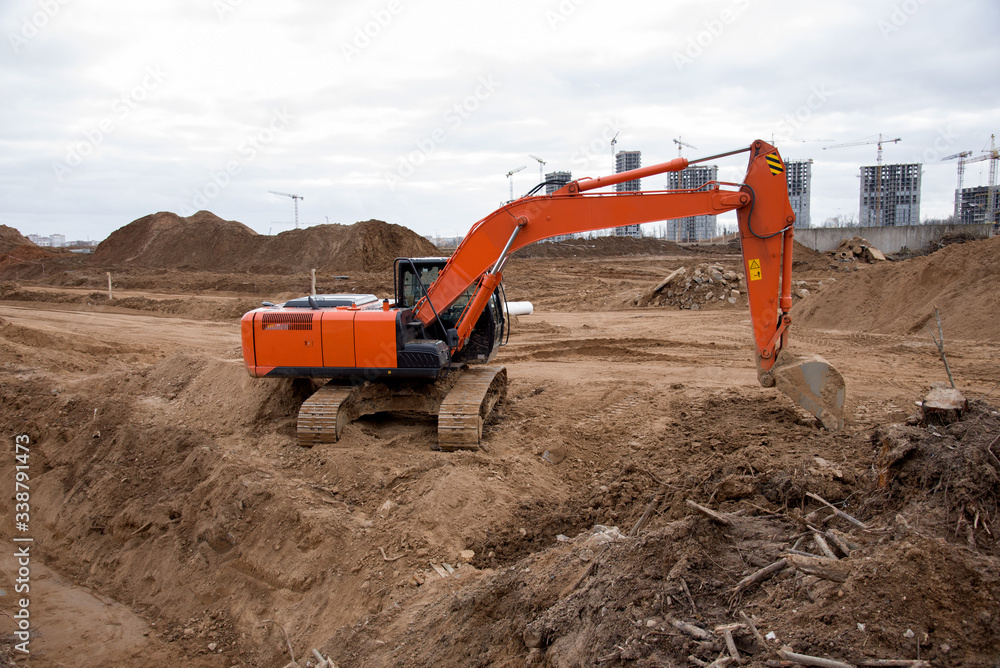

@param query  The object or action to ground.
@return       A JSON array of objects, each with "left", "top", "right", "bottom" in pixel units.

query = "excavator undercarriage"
[{"left": 297, "top": 366, "right": 507, "bottom": 450}]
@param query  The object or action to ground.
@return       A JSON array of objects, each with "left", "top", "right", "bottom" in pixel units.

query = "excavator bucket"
[{"left": 770, "top": 351, "right": 846, "bottom": 430}]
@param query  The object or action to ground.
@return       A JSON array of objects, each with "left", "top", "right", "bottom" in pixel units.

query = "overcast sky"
[{"left": 2, "top": 0, "right": 998, "bottom": 242}]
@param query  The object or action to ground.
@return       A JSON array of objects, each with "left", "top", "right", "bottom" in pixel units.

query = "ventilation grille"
[{"left": 261, "top": 312, "right": 314, "bottom": 331}]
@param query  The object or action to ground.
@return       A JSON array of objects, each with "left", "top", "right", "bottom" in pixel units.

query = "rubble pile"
[
  {"left": 634, "top": 263, "right": 744, "bottom": 310},
  {"left": 834, "top": 236, "right": 887, "bottom": 263}
]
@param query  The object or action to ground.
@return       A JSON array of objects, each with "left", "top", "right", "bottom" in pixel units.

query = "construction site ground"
[{"left": 1, "top": 235, "right": 999, "bottom": 667}]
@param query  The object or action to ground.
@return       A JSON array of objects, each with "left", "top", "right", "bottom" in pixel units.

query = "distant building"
[
  {"left": 544, "top": 170, "right": 572, "bottom": 195},
  {"left": 50, "top": 234, "right": 66, "bottom": 247},
  {"left": 957, "top": 185, "right": 1000, "bottom": 225},
  {"left": 27, "top": 234, "right": 50, "bottom": 246},
  {"left": 545, "top": 171, "right": 575, "bottom": 242},
  {"left": 614, "top": 151, "right": 642, "bottom": 238},
  {"left": 859, "top": 163, "right": 921, "bottom": 226},
  {"left": 665, "top": 165, "right": 719, "bottom": 241},
  {"left": 785, "top": 159, "right": 813, "bottom": 228}
]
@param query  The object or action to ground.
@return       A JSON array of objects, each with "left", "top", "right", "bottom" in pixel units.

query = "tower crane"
[
  {"left": 505, "top": 165, "right": 526, "bottom": 202},
  {"left": 769, "top": 136, "right": 834, "bottom": 146},
  {"left": 610, "top": 131, "right": 620, "bottom": 172},
  {"left": 529, "top": 155, "right": 546, "bottom": 184},
  {"left": 824, "top": 134, "right": 901, "bottom": 225},
  {"left": 269, "top": 191, "right": 304, "bottom": 228},
  {"left": 960, "top": 134, "right": 999, "bottom": 224},
  {"left": 941, "top": 151, "right": 973, "bottom": 222},
  {"left": 673, "top": 137, "right": 697, "bottom": 157}
]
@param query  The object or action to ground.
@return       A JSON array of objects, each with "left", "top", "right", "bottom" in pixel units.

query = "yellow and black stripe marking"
[{"left": 765, "top": 153, "right": 784, "bottom": 175}]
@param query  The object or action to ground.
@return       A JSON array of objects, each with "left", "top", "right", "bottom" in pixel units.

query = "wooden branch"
[
  {"left": 631, "top": 483, "right": 668, "bottom": 536},
  {"left": 824, "top": 530, "right": 853, "bottom": 557},
  {"left": 987, "top": 435, "right": 1000, "bottom": 470},
  {"left": 715, "top": 625, "right": 744, "bottom": 665},
  {"left": 738, "top": 610, "right": 766, "bottom": 650},
  {"left": 686, "top": 499, "right": 733, "bottom": 526},
  {"left": 680, "top": 576, "right": 697, "bottom": 614},
  {"left": 805, "top": 492, "right": 868, "bottom": 530},
  {"left": 812, "top": 533, "right": 838, "bottom": 560},
  {"left": 777, "top": 647, "right": 853, "bottom": 668},
  {"left": 379, "top": 547, "right": 406, "bottom": 562},
  {"left": 731, "top": 559, "right": 787, "bottom": 599},
  {"left": 927, "top": 306, "right": 955, "bottom": 389},
  {"left": 783, "top": 553, "right": 849, "bottom": 583},
  {"left": 672, "top": 618, "right": 713, "bottom": 642}
]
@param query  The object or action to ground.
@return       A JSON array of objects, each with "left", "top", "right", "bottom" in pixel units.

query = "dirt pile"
[
  {"left": 870, "top": 399, "right": 1000, "bottom": 545},
  {"left": 795, "top": 235, "right": 1000, "bottom": 340},
  {"left": 91, "top": 210, "right": 258, "bottom": 269},
  {"left": 90, "top": 211, "right": 439, "bottom": 274},
  {"left": 791, "top": 239, "right": 830, "bottom": 271},
  {"left": 327, "top": 393, "right": 1000, "bottom": 667},
  {"left": 514, "top": 236, "right": 683, "bottom": 259},
  {"left": 0, "top": 224, "right": 33, "bottom": 254}
]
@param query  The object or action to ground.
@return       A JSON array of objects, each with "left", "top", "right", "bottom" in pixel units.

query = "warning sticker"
[
  {"left": 765, "top": 153, "right": 784, "bottom": 175},
  {"left": 748, "top": 258, "right": 762, "bottom": 281}
]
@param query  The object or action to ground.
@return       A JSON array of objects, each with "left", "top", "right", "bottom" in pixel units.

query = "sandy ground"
[{"left": 0, "top": 250, "right": 998, "bottom": 667}]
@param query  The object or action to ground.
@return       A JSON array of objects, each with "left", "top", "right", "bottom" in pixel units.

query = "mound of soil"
[
  {"left": 791, "top": 239, "right": 830, "bottom": 271},
  {"left": 0, "top": 243, "right": 56, "bottom": 263},
  {"left": 90, "top": 211, "right": 439, "bottom": 274},
  {"left": 795, "top": 235, "right": 1000, "bottom": 340},
  {"left": 514, "top": 236, "right": 683, "bottom": 259},
  {"left": 0, "top": 225, "right": 33, "bottom": 254},
  {"left": 90, "top": 211, "right": 258, "bottom": 269},
  {"left": 328, "top": 394, "right": 1000, "bottom": 668}
]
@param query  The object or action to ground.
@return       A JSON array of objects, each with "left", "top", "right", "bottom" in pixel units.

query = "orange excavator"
[{"left": 241, "top": 140, "right": 845, "bottom": 448}]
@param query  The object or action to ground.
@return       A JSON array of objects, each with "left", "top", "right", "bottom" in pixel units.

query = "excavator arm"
[{"left": 415, "top": 139, "right": 845, "bottom": 428}]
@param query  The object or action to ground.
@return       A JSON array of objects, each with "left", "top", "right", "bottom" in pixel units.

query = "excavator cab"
[{"left": 395, "top": 257, "right": 506, "bottom": 365}]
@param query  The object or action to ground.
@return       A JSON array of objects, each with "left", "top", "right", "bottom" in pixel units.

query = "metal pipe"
[
  {"left": 491, "top": 222, "right": 523, "bottom": 274},
  {"left": 688, "top": 145, "right": 752, "bottom": 165},
  {"left": 571, "top": 157, "right": 689, "bottom": 193}
]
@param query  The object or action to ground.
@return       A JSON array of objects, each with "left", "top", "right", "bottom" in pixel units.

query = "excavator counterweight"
[{"left": 241, "top": 139, "right": 846, "bottom": 448}]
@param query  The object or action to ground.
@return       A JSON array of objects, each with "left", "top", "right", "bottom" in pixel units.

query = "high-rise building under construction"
[
  {"left": 785, "top": 159, "right": 812, "bottom": 228},
  {"left": 665, "top": 165, "right": 718, "bottom": 241},
  {"left": 614, "top": 151, "right": 642, "bottom": 238},
  {"left": 859, "top": 163, "right": 921, "bottom": 226}
]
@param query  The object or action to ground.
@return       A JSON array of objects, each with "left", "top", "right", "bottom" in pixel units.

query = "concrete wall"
[{"left": 794, "top": 223, "right": 995, "bottom": 254}]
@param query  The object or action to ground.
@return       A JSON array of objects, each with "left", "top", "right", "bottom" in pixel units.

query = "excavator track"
[
  {"left": 437, "top": 366, "right": 507, "bottom": 451},
  {"left": 297, "top": 383, "right": 360, "bottom": 447},
  {"left": 295, "top": 366, "right": 507, "bottom": 450}
]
